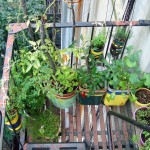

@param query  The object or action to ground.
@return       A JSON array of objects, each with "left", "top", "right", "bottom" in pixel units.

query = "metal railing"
[{"left": 107, "top": 111, "right": 150, "bottom": 150}]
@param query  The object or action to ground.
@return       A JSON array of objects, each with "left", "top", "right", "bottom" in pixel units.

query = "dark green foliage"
[
  {"left": 28, "top": 109, "right": 60, "bottom": 140},
  {"left": 91, "top": 30, "right": 107, "bottom": 49}
]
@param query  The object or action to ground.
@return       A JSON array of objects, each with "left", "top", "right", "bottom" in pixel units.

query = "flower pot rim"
[
  {"left": 108, "top": 86, "right": 129, "bottom": 93},
  {"left": 140, "top": 130, "right": 145, "bottom": 146},
  {"left": 55, "top": 88, "right": 77, "bottom": 99},
  {"left": 79, "top": 85, "right": 107, "bottom": 94}
]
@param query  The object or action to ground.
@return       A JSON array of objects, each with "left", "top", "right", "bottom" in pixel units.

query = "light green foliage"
[
  {"left": 28, "top": 109, "right": 60, "bottom": 140},
  {"left": 105, "top": 46, "right": 144, "bottom": 101},
  {"left": 136, "top": 107, "right": 150, "bottom": 125},
  {"left": 115, "top": 27, "right": 129, "bottom": 40},
  {"left": 91, "top": 30, "right": 107, "bottom": 49},
  {"left": 143, "top": 73, "right": 150, "bottom": 88}
]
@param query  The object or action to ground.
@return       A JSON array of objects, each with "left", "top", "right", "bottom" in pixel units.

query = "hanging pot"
[
  {"left": 5, "top": 110, "right": 22, "bottom": 131},
  {"left": 135, "top": 88, "right": 150, "bottom": 107},
  {"left": 49, "top": 89, "right": 77, "bottom": 109},
  {"left": 79, "top": 86, "right": 107, "bottom": 105},
  {"left": 104, "top": 87, "right": 129, "bottom": 106}
]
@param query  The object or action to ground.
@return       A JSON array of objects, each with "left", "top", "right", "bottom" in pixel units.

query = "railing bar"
[
  {"left": 105, "top": 26, "right": 113, "bottom": 59},
  {"left": 69, "top": 106, "right": 74, "bottom": 141},
  {"left": 3, "top": 136, "right": 12, "bottom": 150}
]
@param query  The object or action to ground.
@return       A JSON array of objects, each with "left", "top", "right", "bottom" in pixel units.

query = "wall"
[{"left": 127, "top": 0, "right": 150, "bottom": 73}]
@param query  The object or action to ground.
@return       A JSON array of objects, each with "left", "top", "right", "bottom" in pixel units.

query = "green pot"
[{"left": 49, "top": 91, "right": 77, "bottom": 109}]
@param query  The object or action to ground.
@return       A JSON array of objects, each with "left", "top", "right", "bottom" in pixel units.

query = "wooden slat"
[
  {"left": 120, "top": 106, "right": 130, "bottom": 149},
  {"left": 84, "top": 105, "right": 90, "bottom": 147},
  {"left": 112, "top": 107, "right": 122, "bottom": 150},
  {"left": 99, "top": 105, "right": 107, "bottom": 149},
  {"left": 69, "top": 106, "right": 74, "bottom": 141},
  {"left": 61, "top": 109, "right": 66, "bottom": 141},
  {"left": 91, "top": 105, "right": 99, "bottom": 150},
  {"left": 76, "top": 102, "right": 82, "bottom": 142}
]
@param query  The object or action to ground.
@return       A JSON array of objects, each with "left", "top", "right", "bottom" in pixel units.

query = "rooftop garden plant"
[
  {"left": 27, "top": 109, "right": 60, "bottom": 141},
  {"left": 104, "top": 46, "right": 143, "bottom": 106}
]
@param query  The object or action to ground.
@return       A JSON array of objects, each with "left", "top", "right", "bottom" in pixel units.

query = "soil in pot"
[{"left": 135, "top": 89, "right": 150, "bottom": 104}]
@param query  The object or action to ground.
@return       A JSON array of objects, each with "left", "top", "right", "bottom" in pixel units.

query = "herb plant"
[
  {"left": 91, "top": 30, "right": 107, "bottom": 50},
  {"left": 140, "top": 138, "right": 150, "bottom": 150},
  {"left": 114, "top": 27, "right": 129, "bottom": 40}
]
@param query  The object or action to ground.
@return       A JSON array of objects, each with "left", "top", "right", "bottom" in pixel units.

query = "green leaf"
[
  {"left": 110, "top": 92, "right": 116, "bottom": 100},
  {"left": 26, "top": 64, "right": 32, "bottom": 73},
  {"left": 29, "top": 41, "right": 36, "bottom": 46}
]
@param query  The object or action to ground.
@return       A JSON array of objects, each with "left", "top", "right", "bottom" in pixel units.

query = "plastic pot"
[
  {"left": 5, "top": 111, "right": 22, "bottom": 131},
  {"left": 79, "top": 86, "right": 106, "bottom": 105},
  {"left": 49, "top": 90, "right": 77, "bottom": 109},
  {"left": 135, "top": 88, "right": 150, "bottom": 107},
  {"left": 104, "top": 87, "right": 129, "bottom": 106}
]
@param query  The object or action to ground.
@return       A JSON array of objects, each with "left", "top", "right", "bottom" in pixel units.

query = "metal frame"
[
  {"left": 1, "top": 20, "right": 150, "bottom": 149},
  {"left": 107, "top": 111, "right": 150, "bottom": 150}
]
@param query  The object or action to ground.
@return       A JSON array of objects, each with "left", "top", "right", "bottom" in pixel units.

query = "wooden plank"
[
  {"left": 69, "top": 106, "right": 74, "bottom": 142},
  {"left": 112, "top": 107, "right": 122, "bottom": 150},
  {"left": 84, "top": 105, "right": 90, "bottom": 147},
  {"left": 91, "top": 105, "right": 99, "bottom": 150},
  {"left": 99, "top": 105, "right": 107, "bottom": 150},
  {"left": 61, "top": 109, "right": 66, "bottom": 142},
  {"left": 76, "top": 102, "right": 82, "bottom": 142},
  {"left": 120, "top": 106, "right": 130, "bottom": 149}
]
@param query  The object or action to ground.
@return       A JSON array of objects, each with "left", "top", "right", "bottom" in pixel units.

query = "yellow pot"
[
  {"left": 135, "top": 88, "right": 150, "bottom": 107},
  {"left": 104, "top": 87, "right": 129, "bottom": 106},
  {"left": 5, "top": 111, "right": 22, "bottom": 131}
]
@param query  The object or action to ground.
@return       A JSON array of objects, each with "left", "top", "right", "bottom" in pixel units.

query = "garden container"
[
  {"left": 79, "top": 86, "right": 106, "bottom": 105},
  {"left": 104, "top": 87, "right": 129, "bottom": 106},
  {"left": 49, "top": 90, "right": 77, "bottom": 109},
  {"left": 135, "top": 88, "right": 150, "bottom": 107},
  {"left": 5, "top": 111, "right": 22, "bottom": 131}
]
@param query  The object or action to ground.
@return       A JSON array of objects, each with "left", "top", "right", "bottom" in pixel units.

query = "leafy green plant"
[
  {"left": 28, "top": 109, "right": 60, "bottom": 140},
  {"left": 3, "top": 126, "right": 14, "bottom": 142},
  {"left": 114, "top": 27, "right": 129, "bottom": 40},
  {"left": 91, "top": 30, "right": 107, "bottom": 50},
  {"left": 143, "top": 73, "right": 150, "bottom": 88},
  {"left": 136, "top": 107, "right": 150, "bottom": 125},
  {"left": 104, "top": 46, "right": 144, "bottom": 101},
  {"left": 77, "top": 54, "right": 109, "bottom": 95}
]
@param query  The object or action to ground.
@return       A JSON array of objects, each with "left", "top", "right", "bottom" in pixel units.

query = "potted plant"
[
  {"left": 77, "top": 54, "right": 108, "bottom": 105},
  {"left": 104, "top": 47, "right": 143, "bottom": 106},
  {"left": 140, "top": 136, "right": 150, "bottom": 149},
  {"left": 135, "top": 73, "right": 150, "bottom": 107},
  {"left": 5, "top": 102, "right": 22, "bottom": 131},
  {"left": 28, "top": 109, "right": 60, "bottom": 142},
  {"left": 133, "top": 106, "right": 150, "bottom": 126},
  {"left": 110, "top": 27, "right": 129, "bottom": 57},
  {"left": 90, "top": 30, "right": 107, "bottom": 59},
  {"left": 140, "top": 130, "right": 150, "bottom": 146},
  {"left": 21, "top": 39, "right": 78, "bottom": 109}
]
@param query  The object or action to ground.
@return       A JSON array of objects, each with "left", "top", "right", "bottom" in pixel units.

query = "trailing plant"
[
  {"left": 28, "top": 109, "right": 60, "bottom": 140},
  {"left": 91, "top": 30, "right": 107, "bottom": 50},
  {"left": 104, "top": 46, "right": 144, "bottom": 101}
]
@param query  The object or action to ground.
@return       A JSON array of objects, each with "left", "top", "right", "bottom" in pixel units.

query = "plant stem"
[{"left": 21, "top": 0, "right": 35, "bottom": 41}]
